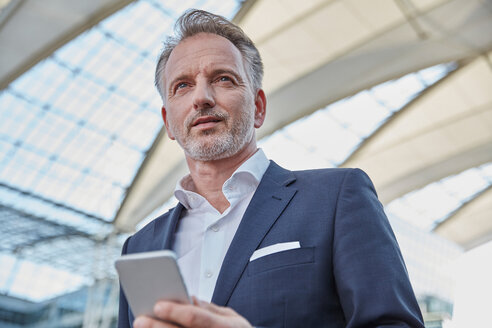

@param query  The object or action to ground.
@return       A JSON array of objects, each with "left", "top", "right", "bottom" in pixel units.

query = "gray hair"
[{"left": 154, "top": 9, "right": 263, "bottom": 100}]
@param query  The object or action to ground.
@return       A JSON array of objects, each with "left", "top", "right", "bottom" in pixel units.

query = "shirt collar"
[
  {"left": 175, "top": 149, "right": 270, "bottom": 209},
  {"left": 231, "top": 148, "right": 269, "bottom": 184}
]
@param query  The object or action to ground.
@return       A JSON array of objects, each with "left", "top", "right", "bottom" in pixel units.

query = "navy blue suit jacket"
[{"left": 118, "top": 162, "right": 424, "bottom": 327}]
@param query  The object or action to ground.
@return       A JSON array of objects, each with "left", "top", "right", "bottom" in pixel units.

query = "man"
[{"left": 118, "top": 9, "right": 425, "bottom": 328}]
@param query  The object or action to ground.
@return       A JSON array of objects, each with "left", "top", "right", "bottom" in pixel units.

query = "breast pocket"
[{"left": 247, "top": 247, "right": 315, "bottom": 276}]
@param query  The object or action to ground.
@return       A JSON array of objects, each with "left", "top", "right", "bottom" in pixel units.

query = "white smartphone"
[{"left": 115, "top": 250, "right": 190, "bottom": 318}]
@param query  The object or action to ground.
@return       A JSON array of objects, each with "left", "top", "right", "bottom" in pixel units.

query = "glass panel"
[
  {"left": 386, "top": 163, "right": 492, "bottom": 230},
  {"left": 0, "top": 0, "right": 241, "bottom": 302},
  {"left": 259, "top": 63, "right": 456, "bottom": 167}
]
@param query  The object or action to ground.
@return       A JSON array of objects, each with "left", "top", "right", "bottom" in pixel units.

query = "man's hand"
[{"left": 133, "top": 297, "right": 252, "bottom": 328}]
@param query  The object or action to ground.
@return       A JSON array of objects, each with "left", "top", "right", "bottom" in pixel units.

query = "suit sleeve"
[
  {"left": 118, "top": 236, "right": 131, "bottom": 328},
  {"left": 332, "top": 169, "right": 424, "bottom": 327}
]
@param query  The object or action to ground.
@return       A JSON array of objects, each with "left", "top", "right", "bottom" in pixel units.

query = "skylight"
[
  {"left": 0, "top": 0, "right": 241, "bottom": 302},
  {"left": 386, "top": 162, "right": 492, "bottom": 231},
  {"left": 140, "top": 64, "right": 457, "bottom": 228},
  {"left": 259, "top": 63, "right": 456, "bottom": 169},
  {"left": 0, "top": 0, "right": 482, "bottom": 306}
]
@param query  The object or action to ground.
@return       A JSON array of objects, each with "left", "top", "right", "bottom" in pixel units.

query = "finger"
[
  {"left": 133, "top": 315, "right": 180, "bottom": 328},
  {"left": 154, "top": 301, "right": 215, "bottom": 328},
  {"left": 195, "top": 300, "right": 237, "bottom": 316}
]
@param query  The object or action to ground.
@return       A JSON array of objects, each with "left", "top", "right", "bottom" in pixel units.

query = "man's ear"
[
  {"left": 161, "top": 106, "right": 175, "bottom": 140},
  {"left": 253, "top": 89, "right": 267, "bottom": 128}
]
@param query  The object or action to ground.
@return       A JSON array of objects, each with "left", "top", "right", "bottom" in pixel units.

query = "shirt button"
[
  {"left": 205, "top": 271, "right": 213, "bottom": 278},
  {"left": 211, "top": 225, "right": 219, "bottom": 232}
]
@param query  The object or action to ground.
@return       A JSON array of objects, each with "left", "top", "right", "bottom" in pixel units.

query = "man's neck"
[{"left": 184, "top": 143, "right": 258, "bottom": 213}]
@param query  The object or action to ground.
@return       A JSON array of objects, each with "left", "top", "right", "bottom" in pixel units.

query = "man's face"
[{"left": 161, "top": 33, "right": 264, "bottom": 161}]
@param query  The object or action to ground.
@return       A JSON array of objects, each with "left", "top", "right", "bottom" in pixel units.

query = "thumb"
[{"left": 193, "top": 297, "right": 236, "bottom": 316}]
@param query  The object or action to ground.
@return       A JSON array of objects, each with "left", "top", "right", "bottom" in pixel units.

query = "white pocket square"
[{"left": 250, "top": 241, "right": 301, "bottom": 261}]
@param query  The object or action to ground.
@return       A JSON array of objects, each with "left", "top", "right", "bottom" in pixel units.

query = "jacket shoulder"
[
  {"left": 123, "top": 207, "right": 176, "bottom": 254},
  {"left": 292, "top": 167, "right": 368, "bottom": 185}
]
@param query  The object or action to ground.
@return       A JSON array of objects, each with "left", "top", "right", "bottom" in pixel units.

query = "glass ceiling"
[
  {"left": 0, "top": 0, "right": 241, "bottom": 302},
  {"left": 0, "top": 0, "right": 487, "bottom": 305},
  {"left": 386, "top": 162, "right": 492, "bottom": 231},
  {"left": 259, "top": 63, "right": 457, "bottom": 169},
  {"left": 138, "top": 62, "right": 458, "bottom": 229}
]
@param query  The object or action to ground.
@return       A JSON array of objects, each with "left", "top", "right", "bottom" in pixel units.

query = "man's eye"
[
  {"left": 176, "top": 82, "right": 188, "bottom": 89},
  {"left": 218, "top": 76, "right": 232, "bottom": 82}
]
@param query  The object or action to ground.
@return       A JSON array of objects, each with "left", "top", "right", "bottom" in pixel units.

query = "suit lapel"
[
  {"left": 150, "top": 203, "right": 184, "bottom": 251},
  {"left": 211, "top": 162, "right": 297, "bottom": 306}
]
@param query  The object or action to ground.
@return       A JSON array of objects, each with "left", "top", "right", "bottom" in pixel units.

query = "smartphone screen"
[{"left": 115, "top": 250, "right": 190, "bottom": 318}]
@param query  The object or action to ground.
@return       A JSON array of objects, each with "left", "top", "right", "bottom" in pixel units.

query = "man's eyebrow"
[
  {"left": 167, "top": 68, "right": 245, "bottom": 94},
  {"left": 168, "top": 74, "right": 192, "bottom": 90},
  {"left": 211, "top": 68, "right": 244, "bottom": 83}
]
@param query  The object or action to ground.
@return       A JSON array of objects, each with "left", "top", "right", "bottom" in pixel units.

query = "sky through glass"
[
  {"left": 0, "top": 0, "right": 488, "bottom": 309},
  {"left": 0, "top": 0, "right": 241, "bottom": 302}
]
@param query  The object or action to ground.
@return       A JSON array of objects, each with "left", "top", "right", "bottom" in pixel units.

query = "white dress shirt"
[{"left": 172, "top": 149, "right": 270, "bottom": 302}]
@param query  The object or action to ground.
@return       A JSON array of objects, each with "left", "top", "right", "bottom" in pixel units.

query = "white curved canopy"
[
  {"left": 435, "top": 186, "right": 492, "bottom": 250},
  {"left": 342, "top": 53, "right": 492, "bottom": 204},
  {"left": 1, "top": 0, "right": 491, "bottom": 302},
  {"left": 114, "top": 0, "right": 492, "bottom": 233},
  {"left": 1, "top": 0, "right": 490, "bottom": 248}
]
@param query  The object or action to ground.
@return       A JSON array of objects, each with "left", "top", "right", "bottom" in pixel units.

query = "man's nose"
[{"left": 192, "top": 81, "right": 215, "bottom": 110}]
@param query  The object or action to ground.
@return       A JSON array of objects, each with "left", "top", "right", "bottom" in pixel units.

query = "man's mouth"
[{"left": 192, "top": 116, "right": 222, "bottom": 127}]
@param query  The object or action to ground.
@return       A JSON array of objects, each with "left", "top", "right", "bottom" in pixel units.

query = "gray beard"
[{"left": 175, "top": 109, "right": 255, "bottom": 161}]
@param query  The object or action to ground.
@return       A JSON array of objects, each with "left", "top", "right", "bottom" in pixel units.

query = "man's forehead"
[
  {"left": 174, "top": 32, "right": 239, "bottom": 53},
  {"left": 164, "top": 33, "right": 244, "bottom": 76}
]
